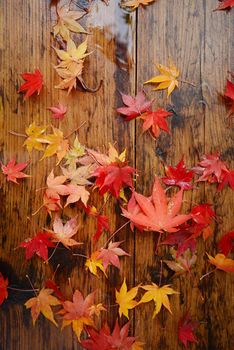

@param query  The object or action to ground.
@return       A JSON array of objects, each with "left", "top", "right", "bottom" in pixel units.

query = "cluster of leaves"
[{"left": 1, "top": 0, "right": 234, "bottom": 349}]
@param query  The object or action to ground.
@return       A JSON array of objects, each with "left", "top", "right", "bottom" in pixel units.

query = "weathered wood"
[{"left": 0, "top": 0, "right": 233, "bottom": 349}]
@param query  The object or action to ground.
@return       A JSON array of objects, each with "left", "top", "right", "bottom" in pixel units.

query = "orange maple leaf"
[
  {"left": 207, "top": 253, "right": 234, "bottom": 272},
  {"left": 25, "top": 288, "right": 60, "bottom": 325}
]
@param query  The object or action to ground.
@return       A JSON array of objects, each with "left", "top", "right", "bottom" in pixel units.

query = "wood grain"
[{"left": 0, "top": 0, "right": 233, "bottom": 349}]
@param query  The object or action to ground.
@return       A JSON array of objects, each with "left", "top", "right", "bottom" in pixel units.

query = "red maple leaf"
[
  {"left": 19, "top": 232, "right": 55, "bottom": 261},
  {"left": 48, "top": 103, "right": 67, "bottom": 120},
  {"left": 117, "top": 90, "right": 152, "bottom": 121},
  {"left": 215, "top": 0, "right": 234, "bottom": 10},
  {"left": 107, "top": 320, "right": 136, "bottom": 350},
  {"left": 97, "top": 241, "right": 129, "bottom": 271},
  {"left": 1, "top": 158, "right": 30, "bottom": 184},
  {"left": 0, "top": 273, "right": 8, "bottom": 306},
  {"left": 178, "top": 312, "right": 198, "bottom": 348},
  {"left": 142, "top": 108, "right": 172, "bottom": 138},
  {"left": 122, "top": 176, "right": 191, "bottom": 233},
  {"left": 44, "top": 279, "right": 64, "bottom": 301},
  {"left": 18, "top": 69, "right": 43, "bottom": 99},
  {"left": 81, "top": 324, "right": 111, "bottom": 350},
  {"left": 193, "top": 152, "right": 228, "bottom": 183},
  {"left": 162, "top": 158, "right": 194, "bottom": 190},
  {"left": 217, "top": 169, "right": 234, "bottom": 191},
  {"left": 160, "top": 229, "right": 196, "bottom": 257},
  {"left": 93, "top": 162, "right": 134, "bottom": 197},
  {"left": 84, "top": 205, "right": 110, "bottom": 243},
  {"left": 218, "top": 230, "right": 234, "bottom": 256},
  {"left": 191, "top": 204, "right": 215, "bottom": 226}
]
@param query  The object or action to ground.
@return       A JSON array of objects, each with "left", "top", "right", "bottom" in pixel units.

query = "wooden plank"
[
  {"left": 135, "top": 0, "right": 233, "bottom": 349},
  {"left": 0, "top": 0, "right": 136, "bottom": 349}
]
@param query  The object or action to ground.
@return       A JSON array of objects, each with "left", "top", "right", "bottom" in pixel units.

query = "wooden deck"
[{"left": 0, "top": 0, "right": 233, "bottom": 349}]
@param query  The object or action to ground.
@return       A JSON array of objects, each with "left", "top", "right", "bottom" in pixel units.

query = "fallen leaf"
[
  {"left": 84, "top": 205, "right": 110, "bottom": 243},
  {"left": 139, "top": 283, "right": 178, "bottom": 318},
  {"left": 93, "top": 162, "right": 134, "bottom": 197},
  {"left": 207, "top": 253, "right": 234, "bottom": 272},
  {"left": 85, "top": 252, "right": 106, "bottom": 277},
  {"left": 59, "top": 289, "right": 95, "bottom": 341},
  {"left": 144, "top": 61, "right": 180, "bottom": 96},
  {"left": 19, "top": 232, "right": 54, "bottom": 261},
  {"left": 65, "top": 137, "right": 86, "bottom": 166},
  {"left": 218, "top": 230, "right": 234, "bottom": 255},
  {"left": 122, "top": 176, "right": 191, "bottom": 233},
  {"left": 18, "top": 69, "right": 43, "bottom": 99},
  {"left": 50, "top": 215, "right": 82, "bottom": 248},
  {"left": 115, "top": 279, "right": 138, "bottom": 319},
  {"left": 43, "top": 189, "right": 61, "bottom": 215},
  {"left": 1, "top": 158, "right": 30, "bottom": 184},
  {"left": 160, "top": 229, "right": 196, "bottom": 257},
  {"left": 164, "top": 248, "right": 197, "bottom": 273},
  {"left": 218, "top": 169, "right": 234, "bottom": 191},
  {"left": 25, "top": 288, "right": 60, "bottom": 325},
  {"left": 48, "top": 103, "right": 67, "bottom": 120},
  {"left": 23, "top": 122, "right": 47, "bottom": 153},
  {"left": 121, "top": 0, "right": 155, "bottom": 10},
  {"left": 117, "top": 90, "right": 152, "bottom": 121},
  {"left": 193, "top": 152, "right": 228, "bottom": 184},
  {"left": 107, "top": 320, "right": 138, "bottom": 349},
  {"left": 44, "top": 280, "right": 64, "bottom": 301},
  {"left": 142, "top": 108, "right": 172, "bottom": 138},
  {"left": 162, "top": 158, "right": 194, "bottom": 190},
  {"left": 215, "top": 0, "right": 234, "bottom": 10},
  {"left": 88, "top": 303, "right": 107, "bottom": 317},
  {"left": 39, "top": 128, "right": 69, "bottom": 164},
  {"left": 65, "top": 183, "right": 90, "bottom": 206},
  {"left": 178, "top": 312, "right": 198, "bottom": 348},
  {"left": 61, "top": 164, "right": 93, "bottom": 186},
  {"left": 0, "top": 273, "right": 8, "bottom": 306},
  {"left": 98, "top": 241, "right": 129, "bottom": 271},
  {"left": 46, "top": 170, "right": 70, "bottom": 197},
  {"left": 53, "top": 5, "right": 87, "bottom": 41},
  {"left": 81, "top": 323, "right": 111, "bottom": 350}
]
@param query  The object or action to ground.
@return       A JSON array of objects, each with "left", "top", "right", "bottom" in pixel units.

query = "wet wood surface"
[{"left": 0, "top": 0, "right": 233, "bottom": 349}]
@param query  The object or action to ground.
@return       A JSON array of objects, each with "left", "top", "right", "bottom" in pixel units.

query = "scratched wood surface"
[{"left": 0, "top": 0, "right": 233, "bottom": 349}]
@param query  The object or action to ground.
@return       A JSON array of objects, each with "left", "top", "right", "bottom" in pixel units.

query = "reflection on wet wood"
[{"left": 0, "top": 0, "right": 233, "bottom": 349}]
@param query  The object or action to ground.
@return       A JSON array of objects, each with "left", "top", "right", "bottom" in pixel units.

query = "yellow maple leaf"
[
  {"left": 85, "top": 252, "right": 106, "bottom": 277},
  {"left": 139, "top": 283, "right": 178, "bottom": 318},
  {"left": 108, "top": 143, "right": 126, "bottom": 163},
  {"left": 39, "top": 127, "right": 69, "bottom": 164},
  {"left": 53, "top": 5, "right": 87, "bottom": 41},
  {"left": 65, "top": 136, "right": 86, "bottom": 166},
  {"left": 23, "top": 122, "right": 47, "bottom": 153},
  {"left": 121, "top": 0, "right": 155, "bottom": 10},
  {"left": 25, "top": 288, "right": 60, "bottom": 326},
  {"left": 132, "top": 341, "right": 145, "bottom": 350},
  {"left": 115, "top": 278, "right": 138, "bottom": 319},
  {"left": 144, "top": 60, "right": 180, "bottom": 96},
  {"left": 62, "top": 318, "right": 94, "bottom": 341},
  {"left": 88, "top": 303, "right": 107, "bottom": 317}
]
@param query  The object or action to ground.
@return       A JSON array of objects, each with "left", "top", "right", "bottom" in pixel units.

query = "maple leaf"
[
  {"left": 142, "top": 108, "right": 172, "bottom": 138},
  {"left": 43, "top": 189, "right": 61, "bottom": 215},
  {"left": 107, "top": 320, "right": 138, "bottom": 349},
  {"left": 84, "top": 205, "right": 110, "bottom": 243},
  {"left": 160, "top": 229, "right": 196, "bottom": 257},
  {"left": 19, "top": 232, "right": 54, "bottom": 261},
  {"left": 98, "top": 241, "right": 129, "bottom": 271},
  {"left": 39, "top": 128, "right": 69, "bottom": 164},
  {"left": 115, "top": 279, "right": 138, "bottom": 319},
  {"left": 50, "top": 215, "right": 82, "bottom": 248},
  {"left": 164, "top": 248, "right": 197, "bottom": 273},
  {"left": 81, "top": 323, "right": 111, "bottom": 350},
  {"left": 218, "top": 169, "right": 234, "bottom": 191},
  {"left": 224, "top": 78, "right": 234, "bottom": 122},
  {"left": 162, "top": 158, "right": 194, "bottom": 190},
  {"left": 122, "top": 176, "right": 191, "bottom": 233},
  {"left": 0, "top": 273, "right": 8, "bottom": 306},
  {"left": 23, "top": 122, "right": 47, "bottom": 153},
  {"left": 53, "top": 5, "right": 87, "bottom": 41},
  {"left": 193, "top": 152, "right": 228, "bottom": 184},
  {"left": 218, "top": 230, "right": 234, "bottom": 256},
  {"left": 178, "top": 312, "right": 198, "bottom": 348},
  {"left": 144, "top": 61, "right": 180, "bottom": 96},
  {"left": 191, "top": 204, "right": 215, "bottom": 226},
  {"left": 48, "top": 103, "right": 67, "bottom": 120},
  {"left": 18, "top": 69, "right": 43, "bottom": 99},
  {"left": 44, "top": 280, "right": 64, "bottom": 301},
  {"left": 215, "top": 0, "right": 234, "bottom": 10},
  {"left": 88, "top": 303, "right": 106, "bottom": 318},
  {"left": 59, "top": 289, "right": 95, "bottom": 341},
  {"left": 25, "top": 288, "right": 60, "bottom": 325},
  {"left": 207, "top": 253, "right": 234, "bottom": 272},
  {"left": 61, "top": 164, "right": 93, "bottom": 186},
  {"left": 46, "top": 170, "right": 70, "bottom": 197},
  {"left": 65, "top": 137, "right": 86, "bottom": 166},
  {"left": 93, "top": 162, "right": 134, "bottom": 197},
  {"left": 1, "top": 158, "right": 30, "bottom": 184},
  {"left": 139, "top": 283, "right": 178, "bottom": 318},
  {"left": 117, "top": 90, "right": 152, "bottom": 121},
  {"left": 121, "top": 0, "right": 155, "bottom": 10},
  {"left": 65, "top": 183, "right": 90, "bottom": 206},
  {"left": 85, "top": 252, "right": 106, "bottom": 277}
]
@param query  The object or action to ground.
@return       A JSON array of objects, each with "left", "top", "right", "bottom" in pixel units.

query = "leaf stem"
[
  {"left": 26, "top": 275, "right": 38, "bottom": 297},
  {"left": 7, "top": 286, "right": 39, "bottom": 292},
  {"left": 199, "top": 268, "right": 217, "bottom": 281},
  {"left": 72, "top": 253, "right": 88, "bottom": 259},
  {"left": 179, "top": 79, "right": 196, "bottom": 87},
  {"left": 9, "top": 131, "right": 27, "bottom": 138},
  {"left": 103, "top": 220, "right": 130, "bottom": 248},
  {"left": 65, "top": 120, "right": 87, "bottom": 139}
]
